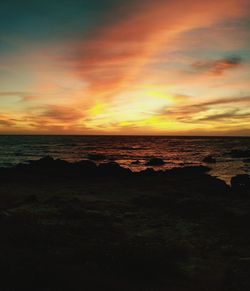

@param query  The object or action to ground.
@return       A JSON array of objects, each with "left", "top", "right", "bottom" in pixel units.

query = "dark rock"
[
  {"left": 203, "top": 155, "right": 216, "bottom": 163},
  {"left": 131, "top": 160, "right": 140, "bottom": 165},
  {"left": 87, "top": 153, "right": 106, "bottom": 161},
  {"left": 98, "top": 162, "right": 131, "bottom": 176},
  {"left": 167, "top": 165, "right": 210, "bottom": 176},
  {"left": 166, "top": 166, "right": 229, "bottom": 196},
  {"left": 32, "top": 155, "right": 55, "bottom": 165},
  {"left": 231, "top": 174, "right": 250, "bottom": 195},
  {"left": 73, "top": 160, "right": 98, "bottom": 174},
  {"left": 27, "top": 156, "right": 70, "bottom": 171},
  {"left": 146, "top": 158, "right": 165, "bottom": 166},
  {"left": 140, "top": 168, "right": 156, "bottom": 176},
  {"left": 17, "top": 157, "right": 100, "bottom": 177},
  {"left": 244, "top": 159, "right": 250, "bottom": 163}
]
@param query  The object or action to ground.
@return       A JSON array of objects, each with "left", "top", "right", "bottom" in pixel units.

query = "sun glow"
[
  {"left": 86, "top": 88, "right": 173, "bottom": 128},
  {"left": 0, "top": 0, "right": 249, "bottom": 135}
]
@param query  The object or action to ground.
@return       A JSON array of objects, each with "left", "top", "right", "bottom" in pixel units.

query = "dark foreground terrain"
[{"left": 0, "top": 156, "right": 250, "bottom": 291}]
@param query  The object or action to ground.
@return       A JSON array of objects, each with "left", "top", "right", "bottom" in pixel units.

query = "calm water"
[{"left": 0, "top": 135, "right": 249, "bottom": 183}]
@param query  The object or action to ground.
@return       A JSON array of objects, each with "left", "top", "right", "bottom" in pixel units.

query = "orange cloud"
[
  {"left": 192, "top": 56, "right": 242, "bottom": 76},
  {"left": 0, "top": 115, "right": 16, "bottom": 127},
  {"left": 1, "top": 0, "right": 249, "bottom": 135},
  {"left": 65, "top": 0, "right": 247, "bottom": 99}
]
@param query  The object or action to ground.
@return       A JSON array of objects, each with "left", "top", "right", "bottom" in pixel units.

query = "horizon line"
[{"left": 0, "top": 134, "right": 249, "bottom": 138}]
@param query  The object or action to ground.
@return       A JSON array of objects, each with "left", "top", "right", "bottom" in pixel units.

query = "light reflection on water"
[{"left": 0, "top": 135, "right": 249, "bottom": 183}]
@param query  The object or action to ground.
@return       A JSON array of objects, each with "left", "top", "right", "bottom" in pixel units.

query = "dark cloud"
[{"left": 192, "top": 56, "right": 242, "bottom": 75}]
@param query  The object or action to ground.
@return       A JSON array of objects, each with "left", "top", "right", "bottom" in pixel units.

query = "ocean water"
[{"left": 0, "top": 135, "right": 249, "bottom": 183}]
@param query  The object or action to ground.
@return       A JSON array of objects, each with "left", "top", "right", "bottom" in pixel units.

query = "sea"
[{"left": 0, "top": 135, "right": 249, "bottom": 184}]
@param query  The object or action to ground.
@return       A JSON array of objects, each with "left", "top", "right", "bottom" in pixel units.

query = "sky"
[{"left": 0, "top": 0, "right": 250, "bottom": 135}]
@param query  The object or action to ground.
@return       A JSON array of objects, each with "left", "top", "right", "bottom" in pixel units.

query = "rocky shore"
[{"left": 0, "top": 157, "right": 250, "bottom": 291}]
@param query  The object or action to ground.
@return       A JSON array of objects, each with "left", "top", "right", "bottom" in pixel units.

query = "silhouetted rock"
[
  {"left": 98, "top": 162, "right": 131, "bottom": 176},
  {"left": 203, "top": 155, "right": 216, "bottom": 163},
  {"left": 73, "top": 160, "right": 98, "bottom": 174},
  {"left": 140, "top": 168, "right": 156, "bottom": 176},
  {"left": 167, "top": 165, "right": 210, "bottom": 176},
  {"left": 14, "top": 157, "right": 100, "bottom": 177},
  {"left": 131, "top": 160, "right": 140, "bottom": 165},
  {"left": 166, "top": 166, "right": 229, "bottom": 196},
  {"left": 228, "top": 149, "right": 250, "bottom": 158},
  {"left": 27, "top": 156, "right": 70, "bottom": 172},
  {"left": 32, "top": 155, "right": 54, "bottom": 165},
  {"left": 0, "top": 154, "right": 250, "bottom": 291},
  {"left": 231, "top": 174, "right": 250, "bottom": 195},
  {"left": 146, "top": 157, "right": 165, "bottom": 166},
  {"left": 87, "top": 153, "right": 106, "bottom": 161}
]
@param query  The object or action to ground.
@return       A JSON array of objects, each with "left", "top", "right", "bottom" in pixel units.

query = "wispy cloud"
[
  {"left": 0, "top": 115, "right": 17, "bottom": 127},
  {"left": 0, "top": 0, "right": 249, "bottom": 134},
  {"left": 192, "top": 56, "right": 242, "bottom": 76},
  {"left": 160, "top": 96, "right": 250, "bottom": 123},
  {"left": 61, "top": 0, "right": 247, "bottom": 98},
  {"left": 39, "top": 105, "right": 84, "bottom": 122}
]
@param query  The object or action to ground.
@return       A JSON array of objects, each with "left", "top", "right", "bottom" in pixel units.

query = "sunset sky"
[{"left": 0, "top": 0, "right": 250, "bottom": 135}]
